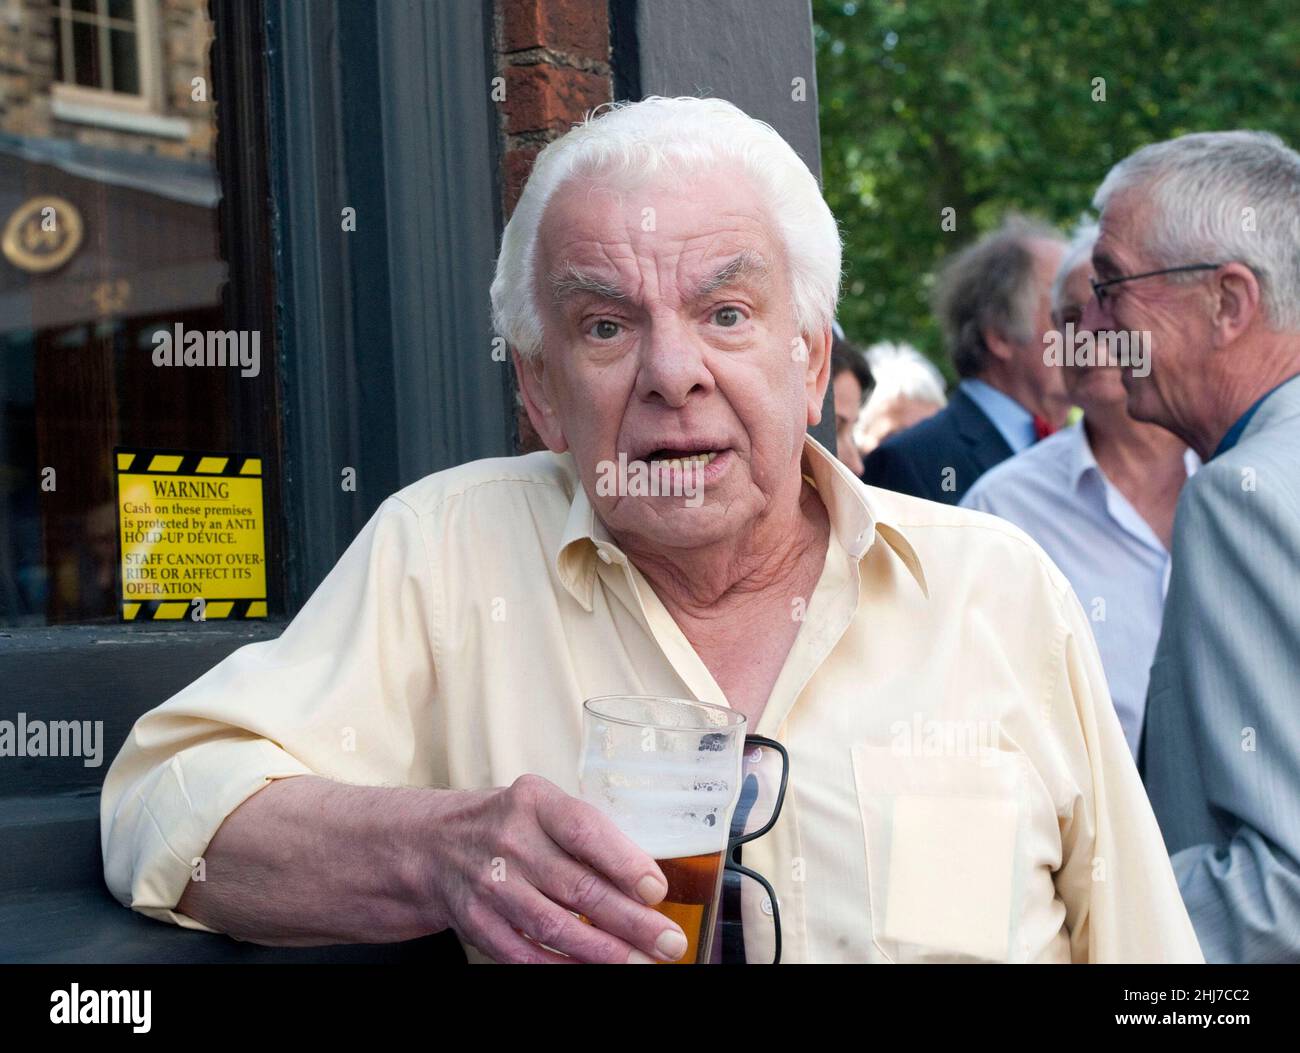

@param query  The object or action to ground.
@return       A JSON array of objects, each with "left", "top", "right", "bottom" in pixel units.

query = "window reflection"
[{"left": 0, "top": 0, "right": 275, "bottom": 625}]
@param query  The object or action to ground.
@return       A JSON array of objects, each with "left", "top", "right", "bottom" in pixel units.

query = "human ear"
[
  {"left": 803, "top": 326, "right": 832, "bottom": 426},
  {"left": 513, "top": 348, "right": 569, "bottom": 453}
]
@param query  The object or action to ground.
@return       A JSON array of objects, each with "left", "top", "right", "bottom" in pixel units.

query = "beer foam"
[
  {"left": 580, "top": 753, "right": 737, "bottom": 859},
  {"left": 613, "top": 820, "right": 729, "bottom": 861}
]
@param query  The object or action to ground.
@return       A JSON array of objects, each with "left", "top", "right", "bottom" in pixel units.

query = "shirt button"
[
  {"left": 761, "top": 896, "right": 774, "bottom": 916},
  {"left": 597, "top": 549, "right": 613, "bottom": 564}
]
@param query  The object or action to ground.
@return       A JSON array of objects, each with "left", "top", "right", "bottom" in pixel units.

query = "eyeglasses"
[
  {"left": 711, "top": 735, "right": 788, "bottom": 964},
  {"left": 1090, "top": 262, "right": 1226, "bottom": 309}
]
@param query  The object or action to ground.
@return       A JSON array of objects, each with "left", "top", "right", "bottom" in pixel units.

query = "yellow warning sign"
[{"left": 114, "top": 447, "right": 268, "bottom": 621}]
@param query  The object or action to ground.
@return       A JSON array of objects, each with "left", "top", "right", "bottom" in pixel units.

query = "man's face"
[
  {"left": 519, "top": 167, "right": 828, "bottom": 552},
  {"left": 1084, "top": 190, "right": 1214, "bottom": 430},
  {"left": 1014, "top": 239, "right": 1071, "bottom": 425},
  {"left": 1056, "top": 260, "right": 1127, "bottom": 412},
  {"left": 833, "top": 370, "right": 865, "bottom": 475}
]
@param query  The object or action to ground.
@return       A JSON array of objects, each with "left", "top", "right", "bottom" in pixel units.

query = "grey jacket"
[{"left": 1142, "top": 373, "right": 1300, "bottom": 962}]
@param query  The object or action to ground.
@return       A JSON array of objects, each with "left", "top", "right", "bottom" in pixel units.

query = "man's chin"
[
  {"left": 606, "top": 501, "right": 737, "bottom": 554},
  {"left": 1123, "top": 377, "right": 1161, "bottom": 424}
]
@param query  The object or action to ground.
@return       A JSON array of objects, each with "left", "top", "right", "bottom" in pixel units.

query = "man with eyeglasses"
[
  {"left": 1085, "top": 130, "right": 1300, "bottom": 963},
  {"left": 962, "top": 222, "right": 1197, "bottom": 759}
]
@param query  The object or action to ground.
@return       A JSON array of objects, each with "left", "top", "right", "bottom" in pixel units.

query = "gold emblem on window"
[{"left": 2, "top": 195, "right": 85, "bottom": 274}]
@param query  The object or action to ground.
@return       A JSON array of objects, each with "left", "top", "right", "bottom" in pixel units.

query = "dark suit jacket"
[{"left": 859, "top": 387, "right": 1013, "bottom": 504}]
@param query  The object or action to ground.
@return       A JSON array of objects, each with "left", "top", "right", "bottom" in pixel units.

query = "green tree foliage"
[{"left": 815, "top": 0, "right": 1300, "bottom": 375}]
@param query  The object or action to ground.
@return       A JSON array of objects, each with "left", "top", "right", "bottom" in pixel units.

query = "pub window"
[
  {"left": 52, "top": 0, "right": 145, "bottom": 97},
  {"left": 1, "top": 0, "right": 282, "bottom": 626}
]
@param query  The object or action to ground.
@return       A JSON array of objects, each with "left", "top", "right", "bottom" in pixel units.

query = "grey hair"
[
  {"left": 1051, "top": 221, "right": 1100, "bottom": 311},
  {"left": 1093, "top": 130, "right": 1300, "bottom": 331},
  {"left": 933, "top": 215, "right": 1065, "bottom": 378}
]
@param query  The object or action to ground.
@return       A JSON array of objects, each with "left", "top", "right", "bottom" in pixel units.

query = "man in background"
[
  {"left": 855, "top": 342, "right": 946, "bottom": 456},
  {"left": 962, "top": 223, "right": 1196, "bottom": 757},
  {"left": 862, "top": 217, "right": 1068, "bottom": 503},
  {"left": 1088, "top": 130, "right": 1300, "bottom": 961}
]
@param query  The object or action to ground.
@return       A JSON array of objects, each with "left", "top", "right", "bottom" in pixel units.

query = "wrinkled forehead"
[
  {"left": 1094, "top": 187, "right": 1152, "bottom": 271},
  {"left": 534, "top": 165, "right": 786, "bottom": 290}
]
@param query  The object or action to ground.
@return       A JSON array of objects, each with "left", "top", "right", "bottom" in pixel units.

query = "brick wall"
[
  {"left": 493, "top": 0, "right": 614, "bottom": 452},
  {"left": 494, "top": 0, "right": 612, "bottom": 218}
]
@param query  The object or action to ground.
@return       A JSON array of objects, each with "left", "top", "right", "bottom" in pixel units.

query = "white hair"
[
  {"left": 853, "top": 341, "right": 947, "bottom": 447},
  {"left": 1051, "top": 221, "right": 1100, "bottom": 311},
  {"left": 1093, "top": 130, "right": 1300, "bottom": 331},
  {"left": 490, "top": 96, "right": 843, "bottom": 358}
]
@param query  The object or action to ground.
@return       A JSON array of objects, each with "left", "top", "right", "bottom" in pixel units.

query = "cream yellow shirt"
[{"left": 101, "top": 437, "right": 1202, "bottom": 963}]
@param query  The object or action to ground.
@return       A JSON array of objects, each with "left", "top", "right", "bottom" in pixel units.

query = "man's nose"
[{"left": 634, "top": 316, "right": 715, "bottom": 407}]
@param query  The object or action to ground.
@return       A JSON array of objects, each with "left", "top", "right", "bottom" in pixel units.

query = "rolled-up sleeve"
[
  {"left": 100, "top": 495, "right": 440, "bottom": 929},
  {"left": 1049, "top": 581, "right": 1203, "bottom": 963}
]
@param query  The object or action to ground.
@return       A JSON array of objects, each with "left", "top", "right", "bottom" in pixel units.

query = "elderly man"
[
  {"left": 962, "top": 224, "right": 1197, "bottom": 756},
  {"left": 1086, "top": 130, "right": 1300, "bottom": 962},
  {"left": 856, "top": 341, "right": 946, "bottom": 455},
  {"left": 861, "top": 217, "right": 1069, "bottom": 503},
  {"left": 101, "top": 97, "right": 1199, "bottom": 964}
]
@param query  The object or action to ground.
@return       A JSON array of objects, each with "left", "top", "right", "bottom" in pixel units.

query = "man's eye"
[
  {"left": 713, "top": 306, "right": 741, "bottom": 327},
  {"left": 591, "top": 319, "right": 621, "bottom": 340}
]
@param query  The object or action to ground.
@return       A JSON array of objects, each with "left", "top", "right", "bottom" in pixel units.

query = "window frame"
[{"left": 50, "top": 0, "right": 165, "bottom": 116}]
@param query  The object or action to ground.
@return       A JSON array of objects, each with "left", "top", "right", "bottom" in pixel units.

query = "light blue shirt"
[
  {"left": 959, "top": 378, "right": 1038, "bottom": 454},
  {"left": 961, "top": 421, "right": 1199, "bottom": 756}
]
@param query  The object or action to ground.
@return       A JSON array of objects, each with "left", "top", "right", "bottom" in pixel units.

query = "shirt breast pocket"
[{"left": 850, "top": 744, "right": 1028, "bottom": 963}]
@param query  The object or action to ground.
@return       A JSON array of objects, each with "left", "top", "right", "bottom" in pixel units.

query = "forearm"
[
  {"left": 1174, "top": 832, "right": 1300, "bottom": 963},
  {"left": 176, "top": 774, "right": 462, "bottom": 946}
]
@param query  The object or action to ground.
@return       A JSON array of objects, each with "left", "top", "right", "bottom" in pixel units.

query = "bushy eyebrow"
[
  {"left": 548, "top": 251, "right": 772, "bottom": 309},
  {"left": 691, "top": 251, "right": 771, "bottom": 300},
  {"left": 548, "top": 263, "right": 627, "bottom": 305}
]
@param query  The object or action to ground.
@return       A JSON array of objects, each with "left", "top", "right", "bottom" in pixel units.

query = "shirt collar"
[
  {"left": 555, "top": 435, "right": 929, "bottom": 611},
  {"left": 1063, "top": 420, "right": 1101, "bottom": 491},
  {"left": 959, "top": 378, "right": 1037, "bottom": 454},
  {"left": 1211, "top": 375, "right": 1299, "bottom": 460},
  {"left": 1068, "top": 417, "right": 1200, "bottom": 492}
]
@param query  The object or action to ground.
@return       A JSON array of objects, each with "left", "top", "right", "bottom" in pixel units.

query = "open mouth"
[{"left": 642, "top": 448, "right": 722, "bottom": 469}]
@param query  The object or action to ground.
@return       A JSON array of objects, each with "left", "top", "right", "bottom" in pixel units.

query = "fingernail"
[
  {"left": 636, "top": 874, "right": 667, "bottom": 904},
  {"left": 626, "top": 949, "right": 657, "bottom": 964},
  {"left": 655, "top": 929, "right": 688, "bottom": 961}
]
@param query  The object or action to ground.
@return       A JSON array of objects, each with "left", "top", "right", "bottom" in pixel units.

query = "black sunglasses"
[{"left": 717, "top": 734, "right": 788, "bottom": 964}]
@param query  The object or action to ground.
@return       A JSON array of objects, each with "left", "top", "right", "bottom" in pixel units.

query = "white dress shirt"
[{"left": 962, "top": 421, "right": 1199, "bottom": 755}]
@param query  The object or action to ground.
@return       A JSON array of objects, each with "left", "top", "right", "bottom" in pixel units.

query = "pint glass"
[{"left": 579, "top": 695, "right": 747, "bottom": 964}]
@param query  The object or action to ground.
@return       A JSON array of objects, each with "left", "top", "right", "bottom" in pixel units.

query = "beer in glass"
[{"left": 579, "top": 695, "right": 746, "bottom": 964}]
